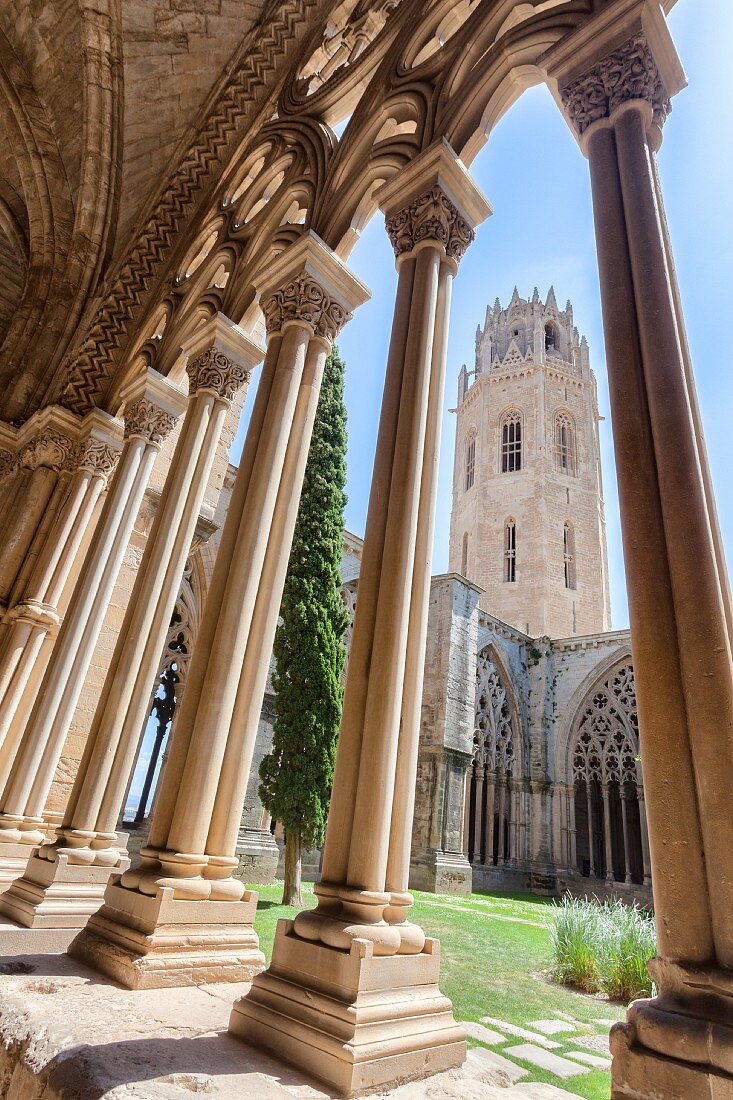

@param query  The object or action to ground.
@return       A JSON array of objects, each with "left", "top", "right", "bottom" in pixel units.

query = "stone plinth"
[
  {"left": 410, "top": 851, "right": 472, "bottom": 895},
  {"left": 235, "top": 826, "right": 280, "bottom": 884},
  {"left": 0, "top": 848, "right": 130, "bottom": 927},
  {"left": 230, "top": 919, "right": 466, "bottom": 1096},
  {"left": 69, "top": 877, "right": 264, "bottom": 989}
]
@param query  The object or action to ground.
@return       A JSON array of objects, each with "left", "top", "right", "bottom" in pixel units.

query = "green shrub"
[{"left": 550, "top": 894, "right": 657, "bottom": 1002}]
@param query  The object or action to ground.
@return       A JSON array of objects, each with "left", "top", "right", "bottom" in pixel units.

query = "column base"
[
  {"left": 611, "top": 960, "right": 733, "bottom": 1098},
  {"left": 230, "top": 918, "right": 466, "bottom": 1097},
  {"left": 0, "top": 842, "right": 39, "bottom": 894},
  {"left": 0, "top": 849, "right": 129, "bottom": 928},
  {"left": 235, "top": 827, "right": 280, "bottom": 884},
  {"left": 612, "top": 1019, "right": 733, "bottom": 1098},
  {"left": 69, "top": 876, "right": 265, "bottom": 989},
  {"left": 408, "top": 849, "right": 473, "bottom": 895}
]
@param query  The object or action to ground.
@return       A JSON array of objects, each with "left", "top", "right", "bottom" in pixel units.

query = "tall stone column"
[
  {"left": 0, "top": 411, "right": 122, "bottom": 801},
  {"left": 0, "top": 370, "right": 184, "bottom": 888},
  {"left": 69, "top": 233, "right": 368, "bottom": 990},
  {"left": 233, "top": 142, "right": 490, "bottom": 1097},
  {"left": 0, "top": 316, "right": 261, "bottom": 930},
  {"left": 546, "top": 5, "right": 733, "bottom": 1095}
]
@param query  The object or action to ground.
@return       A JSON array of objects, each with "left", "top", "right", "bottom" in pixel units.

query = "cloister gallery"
[{"left": 0, "top": 0, "right": 730, "bottom": 1096}]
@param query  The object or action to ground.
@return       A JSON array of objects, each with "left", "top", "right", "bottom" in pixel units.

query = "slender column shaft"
[
  {"left": 614, "top": 105, "right": 733, "bottom": 962},
  {"left": 621, "top": 788, "right": 631, "bottom": 884},
  {"left": 164, "top": 325, "right": 309, "bottom": 863},
  {"left": 602, "top": 782, "right": 614, "bottom": 883},
  {"left": 484, "top": 771, "right": 495, "bottom": 865},
  {"left": 346, "top": 247, "right": 440, "bottom": 892},
  {"left": 133, "top": 722, "right": 166, "bottom": 825},
  {"left": 0, "top": 467, "right": 57, "bottom": 602},
  {"left": 62, "top": 385, "right": 235, "bottom": 844},
  {"left": 146, "top": 336, "right": 283, "bottom": 852},
  {"left": 637, "top": 786, "right": 651, "bottom": 886},
  {"left": 0, "top": 437, "right": 154, "bottom": 828},
  {"left": 585, "top": 782, "right": 594, "bottom": 877},
  {"left": 472, "top": 768, "right": 483, "bottom": 864},
  {"left": 205, "top": 338, "right": 328, "bottom": 861},
  {"left": 496, "top": 774, "right": 506, "bottom": 864},
  {"left": 587, "top": 122, "right": 712, "bottom": 960},
  {"left": 568, "top": 784, "right": 577, "bottom": 870},
  {"left": 320, "top": 259, "right": 418, "bottom": 886},
  {"left": 461, "top": 767, "right": 471, "bottom": 857},
  {"left": 386, "top": 259, "right": 452, "bottom": 899}
]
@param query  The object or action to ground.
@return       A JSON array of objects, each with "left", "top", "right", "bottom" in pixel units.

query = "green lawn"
[{"left": 247, "top": 882, "right": 625, "bottom": 1100}]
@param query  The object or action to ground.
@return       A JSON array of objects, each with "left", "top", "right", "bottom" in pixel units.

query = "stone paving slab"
[
  {"left": 480, "top": 1017, "right": 562, "bottom": 1049},
  {"left": 565, "top": 1050, "right": 613, "bottom": 1070},
  {"left": 593, "top": 1017, "right": 619, "bottom": 1027},
  {"left": 574, "top": 1033, "right": 612, "bottom": 1054},
  {"left": 463, "top": 1021, "right": 508, "bottom": 1046},
  {"left": 527, "top": 1020, "right": 577, "bottom": 1035},
  {"left": 503, "top": 1045, "right": 590, "bottom": 1079},
  {"left": 467, "top": 1046, "right": 527, "bottom": 1084}
]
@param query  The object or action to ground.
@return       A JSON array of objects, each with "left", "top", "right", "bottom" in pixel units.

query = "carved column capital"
[
  {"left": 0, "top": 448, "right": 15, "bottom": 482},
  {"left": 186, "top": 347, "right": 251, "bottom": 402},
  {"left": 123, "top": 399, "right": 178, "bottom": 446},
  {"left": 261, "top": 273, "right": 352, "bottom": 342},
  {"left": 18, "top": 429, "right": 77, "bottom": 473},
  {"left": 385, "top": 185, "right": 475, "bottom": 267},
  {"left": 560, "top": 32, "right": 671, "bottom": 137},
  {"left": 74, "top": 436, "right": 121, "bottom": 478}
]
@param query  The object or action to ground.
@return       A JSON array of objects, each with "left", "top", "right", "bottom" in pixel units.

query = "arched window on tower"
[
  {"left": 500, "top": 411, "right": 522, "bottom": 473},
  {"left": 461, "top": 532, "right": 469, "bottom": 577},
  {"left": 545, "top": 322, "right": 559, "bottom": 354},
  {"left": 564, "top": 522, "right": 576, "bottom": 590},
  {"left": 555, "top": 411, "right": 577, "bottom": 475},
  {"left": 504, "top": 520, "right": 516, "bottom": 583},
  {"left": 465, "top": 432, "right": 476, "bottom": 490}
]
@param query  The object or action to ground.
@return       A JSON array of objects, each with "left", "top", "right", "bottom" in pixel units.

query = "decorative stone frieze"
[
  {"left": 385, "top": 185, "right": 474, "bottom": 265},
  {"left": 560, "top": 33, "right": 671, "bottom": 136},
  {"left": 123, "top": 399, "right": 178, "bottom": 446},
  {"left": 186, "top": 347, "right": 251, "bottom": 402},
  {"left": 261, "top": 273, "right": 351, "bottom": 342}
]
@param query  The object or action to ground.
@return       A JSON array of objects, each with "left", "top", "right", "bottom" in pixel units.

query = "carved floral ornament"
[
  {"left": 18, "top": 429, "right": 77, "bottom": 473},
  {"left": 261, "top": 273, "right": 352, "bottom": 342},
  {"left": 123, "top": 399, "right": 178, "bottom": 446},
  {"left": 560, "top": 33, "right": 672, "bottom": 137},
  {"left": 385, "top": 186, "right": 474, "bottom": 266},
  {"left": 187, "top": 348, "right": 251, "bottom": 402},
  {"left": 75, "top": 437, "right": 121, "bottom": 477}
]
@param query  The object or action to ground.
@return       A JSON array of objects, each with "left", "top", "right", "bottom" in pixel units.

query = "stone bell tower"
[{"left": 449, "top": 287, "right": 610, "bottom": 638}]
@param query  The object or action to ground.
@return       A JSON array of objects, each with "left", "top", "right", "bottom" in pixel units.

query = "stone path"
[{"left": 457, "top": 1011, "right": 615, "bottom": 1088}]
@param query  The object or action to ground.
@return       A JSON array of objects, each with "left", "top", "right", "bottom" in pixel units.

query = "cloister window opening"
[
  {"left": 468, "top": 650, "right": 516, "bottom": 868},
  {"left": 465, "top": 434, "right": 476, "bottom": 490},
  {"left": 571, "top": 664, "right": 646, "bottom": 886},
  {"left": 504, "top": 519, "right": 516, "bottom": 583},
  {"left": 501, "top": 411, "right": 522, "bottom": 473},
  {"left": 555, "top": 411, "right": 577, "bottom": 475},
  {"left": 563, "top": 522, "right": 576, "bottom": 590}
]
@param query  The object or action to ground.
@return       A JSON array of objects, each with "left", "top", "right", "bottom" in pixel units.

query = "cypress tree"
[{"left": 258, "top": 345, "right": 348, "bottom": 905}]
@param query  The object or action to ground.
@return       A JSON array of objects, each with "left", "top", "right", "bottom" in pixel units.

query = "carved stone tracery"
[
  {"left": 186, "top": 348, "right": 251, "bottom": 402},
  {"left": 385, "top": 186, "right": 474, "bottom": 265},
  {"left": 573, "top": 663, "right": 639, "bottom": 786},
  {"left": 123, "top": 399, "right": 178, "bottom": 446},
  {"left": 473, "top": 650, "right": 515, "bottom": 775},
  {"left": 261, "top": 273, "right": 351, "bottom": 342},
  {"left": 561, "top": 33, "right": 671, "bottom": 136}
]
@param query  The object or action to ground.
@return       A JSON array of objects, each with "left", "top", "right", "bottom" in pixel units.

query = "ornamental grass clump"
[{"left": 550, "top": 894, "right": 657, "bottom": 1002}]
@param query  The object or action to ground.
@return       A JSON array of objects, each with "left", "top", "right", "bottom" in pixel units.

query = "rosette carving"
[
  {"left": 385, "top": 186, "right": 474, "bottom": 265},
  {"left": 262, "top": 273, "right": 352, "bottom": 342},
  {"left": 561, "top": 33, "right": 671, "bottom": 136},
  {"left": 19, "top": 430, "right": 76, "bottom": 472},
  {"left": 187, "top": 348, "right": 251, "bottom": 401},
  {"left": 124, "top": 399, "right": 178, "bottom": 445}
]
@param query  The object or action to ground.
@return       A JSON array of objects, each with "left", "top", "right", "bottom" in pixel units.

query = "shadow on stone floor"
[
  {"left": 22, "top": 1031, "right": 333, "bottom": 1099},
  {"left": 0, "top": 952, "right": 111, "bottom": 984}
]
